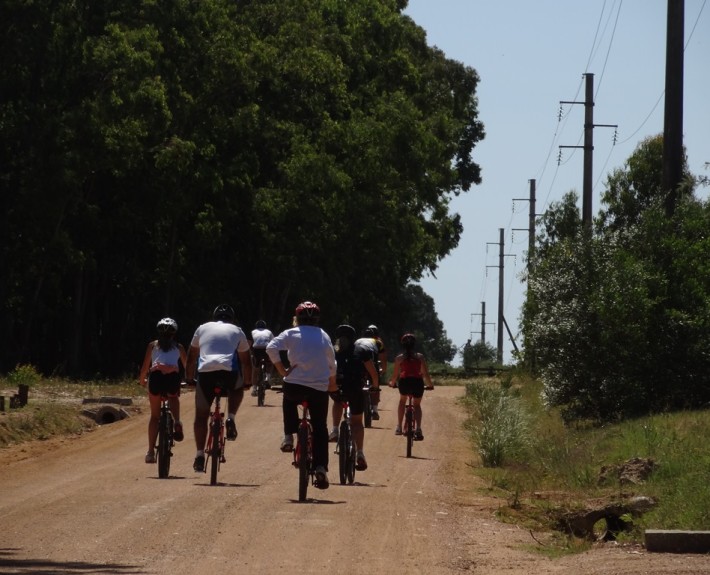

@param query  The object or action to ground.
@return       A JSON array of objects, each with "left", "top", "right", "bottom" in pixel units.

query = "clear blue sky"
[{"left": 405, "top": 0, "right": 710, "bottom": 364}]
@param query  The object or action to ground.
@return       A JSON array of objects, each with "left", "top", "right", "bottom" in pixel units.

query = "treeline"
[
  {"left": 0, "top": 0, "right": 483, "bottom": 376},
  {"left": 522, "top": 135, "right": 710, "bottom": 422}
]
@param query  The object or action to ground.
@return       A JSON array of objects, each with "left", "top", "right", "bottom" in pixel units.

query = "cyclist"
[
  {"left": 329, "top": 324, "right": 379, "bottom": 471},
  {"left": 266, "top": 301, "right": 337, "bottom": 489},
  {"left": 355, "top": 327, "right": 384, "bottom": 420},
  {"left": 138, "top": 317, "right": 187, "bottom": 463},
  {"left": 250, "top": 319, "right": 274, "bottom": 396},
  {"left": 186, "top": 304, "right": 253, "bottom": 472},
  {"left": 388, "top": 333, "right": 434, "bottom": 440}
]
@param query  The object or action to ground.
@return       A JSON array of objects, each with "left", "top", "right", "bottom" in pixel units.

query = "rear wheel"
[
  {"left": 257, "top": 369, "right": 266, "bottom": 407},
  {"left": 157, "top": 409, "right": 172, "bottom": 478},
  {"left": 363, "top": 388, "right": 372, "bottom": 428},
  {"left": 210, "top": 419, "right": 221, "bottom": 485},
  {"left": 297, "top": 425, "right": 310, "bottom": 501},
  {"left": 338, "top": 421, "right": 349, "bottom": 485},
  {"left": 346, "top": 431, "right": 356, "bottom": 484},
  {"left": 405, "top": 409, "right": 414, "bottom": 458}
]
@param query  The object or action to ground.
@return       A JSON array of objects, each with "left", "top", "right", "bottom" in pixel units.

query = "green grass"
[
  {"left": 462, "top": 372, "right": 710, "bottom": 546},
  {"left": 0, "top": 370, "right": 142, "bottom": 448}
]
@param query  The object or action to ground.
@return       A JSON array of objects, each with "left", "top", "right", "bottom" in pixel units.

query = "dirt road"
[{"left": 1, "top": 385, "right": 709, "bottom": 574}]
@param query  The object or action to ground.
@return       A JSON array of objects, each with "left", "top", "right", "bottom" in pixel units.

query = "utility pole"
[
  {"left": 487, "top": 229, "right": 515, "bottom": 364},
  {"left": 560, "top": 73, "right": 617, "bottom": 230},
  {"left": 513, "top": 178, "right": 537, "bottom": 274},
  {"left": 471, "top": 302, "right": 495, "bottom": 344},
  {"left": 662, "top": 0, "right": 684, "bottom": 217}
]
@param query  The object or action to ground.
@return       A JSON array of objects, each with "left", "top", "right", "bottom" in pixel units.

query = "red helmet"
[
  {"left": 400, "top": 333, "right": 416, "bottom": 346},
  {"left": 295, "top": 301, "right": 320, "bottom": 319}
]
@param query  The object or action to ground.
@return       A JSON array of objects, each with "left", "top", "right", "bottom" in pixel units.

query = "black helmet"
[
  {"left": 156, "top": 317, "right": 178, "bottom": 334},
  {"left": 213, "top": 304, "right": 235, "bottom": 322},
  {"left": 295, "top": 301, "right": 320, "bottom": 319},
  {"left": 335, "top": 324, "right": 356, "bottom": 340},
  {"left": 363, "top": 327, "right": 375, "bottom": 337},
  {"left": 255, "top": 320, "right": 267, "bottom": 329}
]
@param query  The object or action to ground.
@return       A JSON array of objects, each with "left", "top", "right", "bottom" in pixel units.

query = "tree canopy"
[{"left": 0, "top": 0, "right": 483, "bottom": 375}]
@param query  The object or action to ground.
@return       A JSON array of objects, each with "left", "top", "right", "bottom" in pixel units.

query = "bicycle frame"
[
  {"left": 293, "top": 400, "right": 314, "bottom": 501},
  {"left": 204, "top": 386, "right": 226, "bottom": 485},
  {"left": 337, "top": 398, "right": 357, "bottom": 484},
  {"left": 256, "top": 358, "right": 267, "bottom": 407},
  {"left": 157, "top": 394, "right": 174, "bottom": 479},
  {"left": 404, "top": 394, "right": 415, "bottom": 458}
]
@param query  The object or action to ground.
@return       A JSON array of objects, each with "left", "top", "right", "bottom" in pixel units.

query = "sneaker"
[
  {"left": 145, "top": 450, "right": 156, "bottom": 464},
  {"left": 371, "top": 407, "right": 380, "bottom": 421},
  {"left": 280, "top": 434, "right": 294, "bottom": 452},
  {"left": 193, "top": 454, "right": 205, "bottom": 472},
  {"left": 414, "top": 428, "right": 424, "bottom": 441},
  {"left": 328, "top": 427, "right": 339, "bottom": 442},
  {"left": 173, "top": 422, "right": 184, "bottom": 442},
  {"left": 314, "top": 466, "right": 330, "bottom": 490},
  {"left": 394, "top": 426, "right": 402, "bottom": 436},
  {"left": 355, "top": 451, "right": 368, "bottom": 471},
  {"left": 226, "top": 418, "right": 238, "bottom": 441},
  {"left": 251, "top": 386, "right": 258, "bottom": 397}
]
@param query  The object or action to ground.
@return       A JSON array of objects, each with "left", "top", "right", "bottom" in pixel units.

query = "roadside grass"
[
  {"left": 462, "top": 371, "right": 710, "bottom": 550},
  {"left": 0, "top": 367, "right": 142, "bottom": 448}
]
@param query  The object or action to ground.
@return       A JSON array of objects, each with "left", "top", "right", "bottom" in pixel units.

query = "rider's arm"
[
  {"left": 420, "top": 354, "right": 434, "bottom": 389},
  {"left": 185, "top": 345, "right": 199, "bottom": 383},
  {"left": 364, "top": 359, "right": 379, "bottom": 388},
  {"left": 388, "top": 355, "right": 401, "bottom": 387},
  {"left": 138, "top": 341, "right": 153, "bottom": 386}
]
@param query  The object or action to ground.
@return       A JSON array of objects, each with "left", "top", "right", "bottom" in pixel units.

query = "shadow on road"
[{"left": 0, "top": 548, "right": 144, "bottom": 574}]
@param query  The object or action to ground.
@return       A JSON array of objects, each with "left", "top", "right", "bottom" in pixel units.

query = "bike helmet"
[
  {"left": 367, "top": 324, "right": 379, "bottom": 336},
  {"left": 335, "top": 324, "right": 356, "bottom": 341},
  {"left": 295, "top": 301, "right": 320, "bottom": 319},
  {"left": 156, "top": 317, "right": 178, "bottom": 334},
  {"left": 255, "top": 320, "right": 267, "bottom": 329},
  {"left": 400, "top": 333, "right": 416, "bottom": 346},
  {"left": 213, "top": 304, "right": 235, "bottom": 321}
]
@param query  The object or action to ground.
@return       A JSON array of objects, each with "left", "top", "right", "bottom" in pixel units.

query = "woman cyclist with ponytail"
[
  {"left": 388, "top": 333, "right": 434, "bottom": 440},
  {"left": 139, "top": 318, "right": 187, "bottom": 463}
]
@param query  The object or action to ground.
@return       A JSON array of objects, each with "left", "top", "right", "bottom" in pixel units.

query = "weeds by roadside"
[{"left": 462, "top": 371, "right": 710, "bottom": 547}]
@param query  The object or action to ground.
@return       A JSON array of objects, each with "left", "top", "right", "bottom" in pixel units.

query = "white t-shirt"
[
  {"left": 191, "top": 321, "right": 250, "bottom": 373},
  {"left": 251, "top": 327, "right": 274, "bottom": 349}
]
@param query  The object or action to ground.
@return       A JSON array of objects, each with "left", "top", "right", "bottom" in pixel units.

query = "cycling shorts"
[
  {"left": 195, "top": 370, "right": 241, "bottom": 411},
  {"left": 398, "top": 377, "right": 425, "bottom": 399},
  {"left": 148, "top": 371, "right": 181, "bottom": 397},
  {"left": 251, "top": 347, "right": 272, "bottom": 367},
  {"left": 337, "top": 380, "right": 366, "bottom": 416}
]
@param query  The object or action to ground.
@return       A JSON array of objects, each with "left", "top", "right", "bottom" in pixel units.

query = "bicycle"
[
  {"left": 334, "top": 395, "right": 356, "bottom": 485},
  {"left": 293, "top": 399, "right": 316, "bottom": 501},
  {"left": 156, "top": 392, "right": 174, "bottom": 479},
  {"left": 362, "top": 378, "right": 373, "bottom": 428},
  {"left": 253, "top": 358, "right": 268, "bottom": 407},
  {"left": 402, "top": 385, "right": 434, "bottom": 458},
  {"left": 203, "top": 384, "right": 226, "bottom": 485}
]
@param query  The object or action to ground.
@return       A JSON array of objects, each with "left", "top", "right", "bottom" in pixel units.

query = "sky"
[{"left": 404, "top": 0, "right": 710, "bottom": 365}]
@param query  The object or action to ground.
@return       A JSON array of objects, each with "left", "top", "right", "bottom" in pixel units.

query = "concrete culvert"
[{"left": 82, "top": 405, "right": 129, "bottom": 425}]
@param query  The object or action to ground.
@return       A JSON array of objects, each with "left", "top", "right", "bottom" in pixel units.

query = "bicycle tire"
[
  {"left": 405, "top": 409, "right": 414, "bottom": 458},
  {"left": 347, "top": 429, "right": 356, "bottom": 484},
  {"left": 157, "top": 408, "right": 172, "bottom": 478},
  {"left": 363, "top": 388, "right": 372, "bottom": 428},
  {"left": 257, "top": 370, "right": 266, "bottom": 407},
  {"left": 210, "top": 419, "right": 221, "bottom": 485},
  {"left": 338, "top": 421, "right": 349, "bottom": 485},
  {"left": 297, "top": 425, "right": 310, "bottom": 501}
]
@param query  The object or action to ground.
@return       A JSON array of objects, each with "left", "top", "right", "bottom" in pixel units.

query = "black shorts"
[
  {"left": 148, "top": 371, "right": 181, "bottom": 397},
  {"left": 338, "top": 379, "right": 366, "bottom": 416},
  {"left": 398, "top": 377, "right": 425, "bottom": 399},
  {"left": 196, "top": 370, "right": 241, "bottom": 411},
  {"left": 252, "top": 348, "right": 272, "bottom": 367}
]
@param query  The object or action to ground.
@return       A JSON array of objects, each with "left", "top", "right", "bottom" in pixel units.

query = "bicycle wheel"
[
  {"left": 338, "top": 421, "right": 349, "bottom": 485},
  {"left": 346, "top": 430, "right": 356, "bottom": 484},
  {"left": 210, "top": 419, "right": 221, "bottom": 485},
  {"left": 405, "top": 409, "right": 414, "bottom": 458},
  {"left": 157, "top": 408, "right": 172, "bottom": 478},
  {"left": 257, "top": 369, "right": 266, "bottom": 407},
  {"left": 363, "top": 388, "right": 372, "bottom": 428},
  {"left": 297, "top": 425, "right": 310, "bottom": 501}
]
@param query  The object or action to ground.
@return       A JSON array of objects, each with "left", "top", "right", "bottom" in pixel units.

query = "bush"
[{"left": 7, "top": 364, "right": 42, "bottom": 387}]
